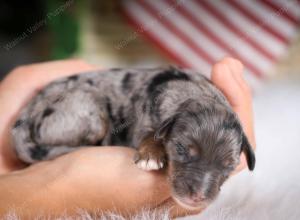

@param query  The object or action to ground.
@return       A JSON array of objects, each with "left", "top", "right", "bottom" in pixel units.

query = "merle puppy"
[{"left": 11, "top": 67, "right": 255, "bottom": 209}]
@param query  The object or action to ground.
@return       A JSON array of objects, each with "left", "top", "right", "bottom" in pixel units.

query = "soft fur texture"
[{"left": 3, "top": 209, "right": 171, "bottom": 220}]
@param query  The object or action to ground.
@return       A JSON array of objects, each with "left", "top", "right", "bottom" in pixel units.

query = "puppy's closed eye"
[
  {"left": 175, "top": 143, "right": 188, "bottom": 156},
  {"left": 174, "top": 143, "right": 199, "bottom": 162},
  {"left": 174, "top": 142, "right": 192, "bottom": 162}
]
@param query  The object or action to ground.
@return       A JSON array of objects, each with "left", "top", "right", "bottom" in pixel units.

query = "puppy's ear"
[
  {"left": 154, "top": 116, "right": 176, "bottom": 140},
  {"left": 241, "top": 134, "right": 256, "bottom": 171}
]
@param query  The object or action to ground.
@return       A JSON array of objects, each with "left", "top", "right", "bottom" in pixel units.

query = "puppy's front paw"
[
  {"left": 134, "top": 137, "right": 167, "bottom": 171},
  {"left": 134, "top": 152, "right": 165, "bottom": 171}
]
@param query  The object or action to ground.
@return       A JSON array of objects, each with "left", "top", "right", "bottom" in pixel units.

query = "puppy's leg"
[
  {"left": 12, "top": 90, "right": 107, "bottom": 163},
  {"left": 134, "top": 133, "right": 167, "bottom": 171}
]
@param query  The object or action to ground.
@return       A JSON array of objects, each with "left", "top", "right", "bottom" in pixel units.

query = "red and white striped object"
[{"left": 121, "top": 0, "right": 300, "bottom": 86}]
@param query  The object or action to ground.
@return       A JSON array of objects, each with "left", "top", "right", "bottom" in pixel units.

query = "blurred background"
[
  {"left": 0, "top": 0, "right": 299, "bottom": 86},
  {"left": 0, "top": 0, "right": 168, "bottom": 80}
]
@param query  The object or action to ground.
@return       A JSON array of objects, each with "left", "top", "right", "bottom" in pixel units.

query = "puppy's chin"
[{"left": 172, "top": 195, "right": 208, "bottom": 211}]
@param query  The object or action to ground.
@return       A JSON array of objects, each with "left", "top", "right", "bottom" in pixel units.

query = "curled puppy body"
[{"left": 11, "top": 66, "right": 255, "bottom": 209}]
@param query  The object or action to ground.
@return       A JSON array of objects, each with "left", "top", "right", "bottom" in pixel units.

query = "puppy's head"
[{"left": 155, "top": 100, "right": 255, "bottom": 209}]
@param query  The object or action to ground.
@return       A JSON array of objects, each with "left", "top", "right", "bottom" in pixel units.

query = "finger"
[
  {"left": 4, "top": 59, "right": 98, "bottom": 90},
  {"left": 211, "top": 57, "right": 251, "bottom": 108}
]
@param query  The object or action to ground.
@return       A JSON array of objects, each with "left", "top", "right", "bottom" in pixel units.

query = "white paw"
[{"left": 136, "top": 159, "right": 164, "bottom": 171}]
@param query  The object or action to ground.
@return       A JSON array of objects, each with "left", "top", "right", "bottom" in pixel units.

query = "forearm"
[{"left": 0, "top": 161, "right": 71, "bottom": 219}]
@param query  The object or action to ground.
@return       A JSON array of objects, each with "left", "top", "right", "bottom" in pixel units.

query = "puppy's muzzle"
[{"left": 173, "top": 193, "right": 208, "bottom": 210}]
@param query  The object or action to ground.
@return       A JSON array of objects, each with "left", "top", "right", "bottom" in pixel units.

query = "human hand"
[{"left": 0, "top": 57, "right": 255, "bottom": 219}]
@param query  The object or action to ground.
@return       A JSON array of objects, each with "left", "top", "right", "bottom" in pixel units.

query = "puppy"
[{"left": 11, "top": 66, "right": 255, "bottom": 209}]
